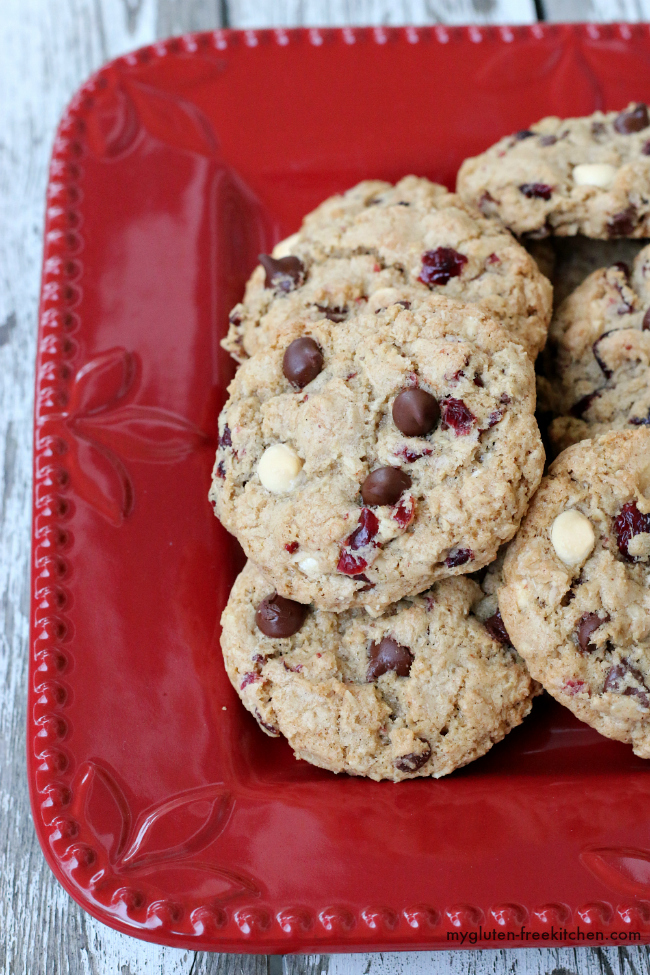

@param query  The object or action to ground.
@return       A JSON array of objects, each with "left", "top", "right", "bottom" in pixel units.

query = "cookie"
[
  {"left": 545, "top": 246, "right": 650, "bottom": 453},
  {"left": 220, "top": 561, "right": 539, "bottom": 781},
  {"left": 499, "top": 429, "right": 650, "bottom": 758},
  {"left": 210, "top": 293, "right": 545, "bottom": 614},
  {"left": 222, "top": 176, "right": 552, "bottom": 362},
  {"left": 457, "top": 103, "right": 650, "bottom": 239}
]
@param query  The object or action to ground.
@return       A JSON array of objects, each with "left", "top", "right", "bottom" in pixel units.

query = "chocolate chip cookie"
[
  {"left": 457, "top": 103, "right": 650, "bottom": 239},
  {"left": 222, "top": 176, "right": 552, "bottom": 363},
  {"left": 545, "top": 246, "right": 650, "bottom": 453},
  {"left": 220, "top": 561, "right": 539, "bottom": 781},
  {"left": 210, "top": 293, "right": 544, "bottom": 614},
  {"left": 499, "top": 429, "right": 650, "bottom": 758}
]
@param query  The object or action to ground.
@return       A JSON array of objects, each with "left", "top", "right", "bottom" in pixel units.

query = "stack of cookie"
[
  {"left": 457, "top": 102, "right": 650, "bottom": 761},
  {"left": 210, "top": 177, "right": 552, "bottom": 781},
  {"left": 212, "top": 106, "right": 650, "bottom": 779}
]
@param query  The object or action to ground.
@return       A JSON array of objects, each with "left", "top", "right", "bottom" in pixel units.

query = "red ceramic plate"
[{"left": 31, "top": 22, "right": 650, "bottom": 953}]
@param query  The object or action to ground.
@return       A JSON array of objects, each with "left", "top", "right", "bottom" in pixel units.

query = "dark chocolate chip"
[
  {"left": 514, "top": 129, "right": 535, "bottom": 140},
  {"left": 392, "top": 388, "right": 440, "bottom": 436},
  {"left": 643, "top": 308, "right": 650, "bottom": 330},
  {"left": 576, "top": 612, "right": 610, "bottom": 653},
  {"left": 607, "top": 206, "right": 637, "bottom": 237},
  {"left": 643, "top": 140, "right": 650, "bottom": 155},
  {"left": 316, "top": 304, "right": 348, "bottom": 322},
  {"left": 539, "top": 134, "right": 557, "bottom": 146},
  {"left": 484, "top": 610, "right": 512, "bottom": 646},
  {"left": 282, "top": 337, "right": 324, "bottom": 388},
  {"left": 604, "top": 660, "right": 650, "bottom": 707},
  {"left": 367, "top": 637, "right": 414, "bottom": 681},
  {"left": 394, "top": 740, "right": 431, "bottom": 773},
  {"left": 255, "top": 593, "right": 308, "bottom": 638},
  {"left": 361, "top": 467, "right": 412, "bottom": 506},
  {"left": 218, "top": 424, "right": 232, "bottom": 448},
  {"left": 259, "top": 254, "right": 305, "bottom": 292},
  {"left": 614, "top": 103, "right": 650, "bottom": 134}
]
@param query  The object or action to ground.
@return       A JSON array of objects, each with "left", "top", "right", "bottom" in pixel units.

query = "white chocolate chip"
[
  {"left": 515, "top": 584, "right": 531, "bottom": 611},
  {"left": 258, "top": 444, "right": 303, "bottom": 493},
  {"left": 551, "top": 509, "right": 595, "bottom": 565},
  {"left": 272, "top": 232, "right": 301, "bottom": 258},
  {"left": 298, "top": 557, "right": 320, "bottom": 576},
  {"left": 573, "top": 163, "right": 617, "bottom": 189}
]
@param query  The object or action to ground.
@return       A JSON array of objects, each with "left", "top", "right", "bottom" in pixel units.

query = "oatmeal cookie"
[
  {"left": 546, "top": 245, "right": 650, "bottom": 452},
  {"left": 457, "top": 103, "right": 650, "bottom": 239},
  {"left": 210, "top": 293, "right": 544, "bottom": 614},
  {"left": 220, "top": 561, "right": 539, "bottom": 781},
  {"left": 499, "top": 429, "right": 650, "bottom": 758},
  {"left": 223, "top": 176, "right": 552, "bottom": 362}
]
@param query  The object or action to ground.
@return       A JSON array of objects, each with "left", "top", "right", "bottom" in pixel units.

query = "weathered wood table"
[{"left": 3, "top": 0, "right": 650, "bottom": 972}]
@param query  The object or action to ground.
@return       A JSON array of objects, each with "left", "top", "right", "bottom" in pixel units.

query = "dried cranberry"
[
  {"left": 338, "top": 509, "right": 380, "bottom": 575},
  {"left": 607, "top": 206, "right": 637, "bottom": 237},
  {"left": 630, "top": 413, "right": 650, "bottom": 426},
  {"left": 612, "top": 261, "right": 630, "bottom": 280},
  {"left": 395, "top": 741, "right": 431, "bottom": 773},
  {"left": 473, "top": 373, "right": 484, "bottom": 387},
  {"left": 576, "top": 612, "right": 610, "bottom": 654},
  {"left": 441, "top": 397, "right": 477, "bottom": 436},
  {"left": 348, "top": 508, "right": 379, "bottom": 550},
  {"left": 229, "top": 312, "right": 241, "bottom": 326},
  {"left": 284, "top": 541, "right": 299, "bottom": 554},
  {"left": 219, "top": 424, "right": 232, "bottom": 448},
  {"left": 500, "top": 392, "right": 511, "bottom": 404},
  {"left": 643, "top": 308, "right": 650, "bottom": 330},
  {"left": 613, "top": 501, "right": 650, "bottom": 560},
  {"left": 445, "top": 548, "right": 474, "bottom": 568},
  {"left": 539, "top": 134, "right": 557, "bottom": 146},
  {"left": 255, "top": 710, "right": 280, "bottom": 736},
  {"left": 393, "top": 495, "right": 415, "bottom": 529},
  {"left": 486, "top": 410, "right": 503, "bottom": 428},
  {"left": 571, "top": 391, "right": 600, "bottom": 418},
  {"left": 484, "top": 610, "right": 512, "bottom": 646},
  {"left": 419, "top": 247, "right": 468, "bottom": 287},
  {"left": 563, "top": 678, "right": 587, "bottom": 696},
  {"left": 486, "top": 254, "right": 500, "bottom": 265},
  {"left": 519, "top": 183, "right": 553, "bottom": 201},
  {"left": 394, "top": 445, "right": 433, "bottom": 463},
  {"left": 240, "top": 672, "right": 260, "bottom": 689},
  {"left": 643, "top": 140, "right": 650, "bottom": 156},
  {"left": 367, "top": 637, "right": 413, "bottom": 681},
  {"left": 593, "top": 333, "right": 614, "bottom": 378},
  {"left": 216, "top": 460, "right": 226, "bottom": 479}
]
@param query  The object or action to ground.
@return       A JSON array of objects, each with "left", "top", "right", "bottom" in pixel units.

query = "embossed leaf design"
[
  {"left": 68, "top": 435, "right": 134, "bottom": 526},
  {"left": 132, "top": 863, "right": 260, "bottom": 902},
  {"left": 69, "top": 348, "right": 136, "bottom": 417},
  {"left": 72, "top": 761, "right": 132, "bottom": 862},
  {"left": 581, "top": 847, "right": 650, "bottom": 897},
  {"left": 125, "top": 80, "right": 219, "bottom": 158},
  {"left": 74, "top": 405, "right": 207, "bottom": 462},
  {"left": 117, "top": 786, "right": 233, "bottom": 871},
  {"left": 86, "top": 83, "right": 141, "bottom": 160}
]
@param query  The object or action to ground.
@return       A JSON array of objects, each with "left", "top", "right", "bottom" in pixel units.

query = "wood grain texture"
[
  {"left": 542, "top": 0, "right": 650, "bottom": 21},
  {"left": 3, "top": 0, "right": 650, "bottom": 973},
  {"left": 226, "top": 0, "right": 536, "bottom": 28}
]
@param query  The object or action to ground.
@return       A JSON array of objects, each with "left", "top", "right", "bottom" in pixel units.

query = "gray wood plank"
[
  {"left": 226, "top": 0, "right": 536, "bottom": 29},
  {"left": 543, "top": 0, "right": 650, "bottom": 21}
]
